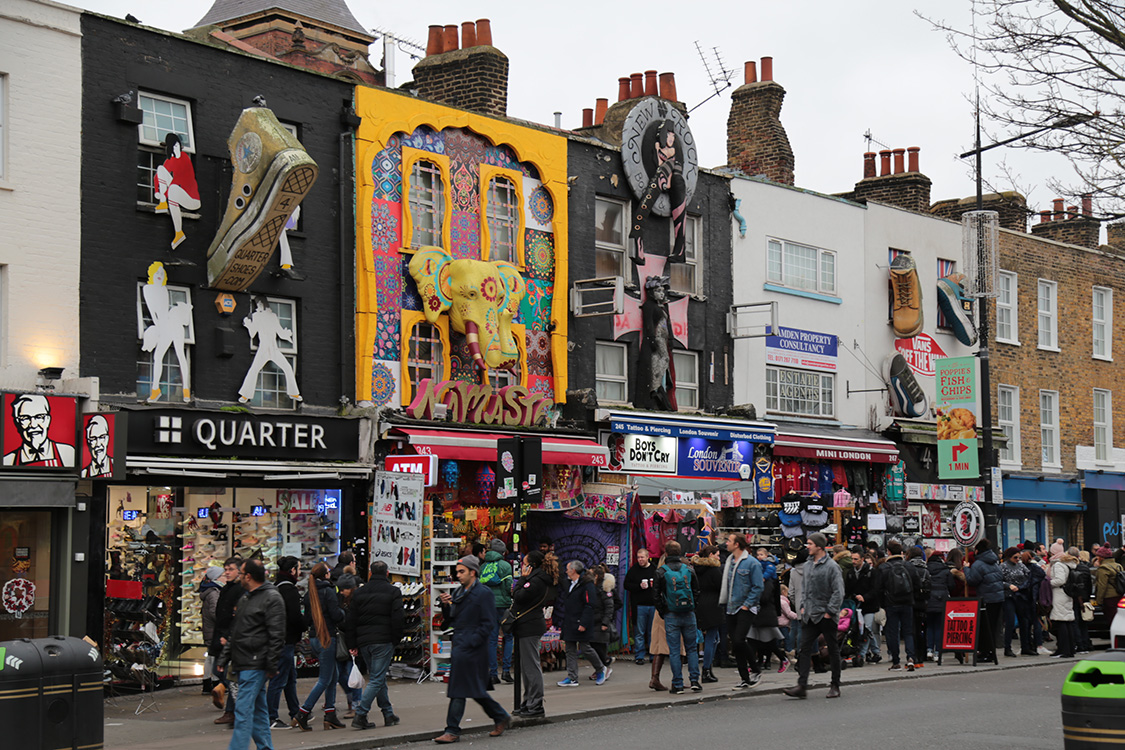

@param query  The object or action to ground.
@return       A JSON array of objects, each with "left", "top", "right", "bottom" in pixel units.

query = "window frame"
[
  {"left": 765, "top": 365, "right": 835, "bottom": 418},
  {"left": 1040, "top": 389, "right": 1060, "bottom": 469},
  {"left": 401, "top": 147, "right": 452, "bottom": 252},
  {"left": 996, "top": 270, "right": 1019, "bottom": 345},
  {"left": 1093, "top": 286, "right": 1113, "bottom": 361},
  {"left": 594, "top": 196, "right": 629, "bottom": 279},
  {"left": 766, "top": 237, "right": 837, "bottom": 297},
  {"left": 673, "top": 350, "right": 700, "bottom": 411},
  {"left": 595, "top": 341, "right": 629, "bottom": 405},
  {"left": 137, "top": 91, "right": 196, "bottom": 153},
  {"left": 479, "top": 165, "right": 525, "bottom": 267},
  {"left": 1094, "top": 388, "right": 1112, "bottom": 463},
  {"left": 669, "top": 215, "right": 702, "bottom": 297},
  {"left": 243, "top": 297, "right": 299, "bottom": 410},
  {"left": 1037, "top": 279, "right": 1059, "bottom": 351},
  {"left": 400, "top": 312, "right": 450, "bottom": 406},
  {"left": 997, "top": 384, "right": 1021, "bottom": 468}
]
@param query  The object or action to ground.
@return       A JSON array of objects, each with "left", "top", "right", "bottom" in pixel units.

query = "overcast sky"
[{"left": 76, "top": 0, "right": 1081, "bottom": 214}]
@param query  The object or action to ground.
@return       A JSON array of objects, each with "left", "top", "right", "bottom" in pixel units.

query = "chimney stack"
[
  {"left": 1032, "top": 196, "right": 1101, "bottom": 249},
  {"left": 907, "top": 146, "right": 920, "bottom": 173},
  {"left": 745, "top": 60, "right": 757, "bottom": 84},
  {"left": 850, "top": 145, "right": 932, "bottom": 213},
  {"left": 594, "top": 98, "right": 608, "bottom": 125},
  {"left": 644, "top": 70, "right": 658, "bottom": 97},
  {"left": 659, "top": 72, "right": 677, "bottom": 102},
  {"left": 413, "top": 19, "right": 509, "bottom": 118},
  {"left": 930, "top": 191, "right": 1030, "bottom": 232},
  {"left": 879, "top": 150, "right": 891, "bottom": 176},
  {"left": 1107, "top": 221, "right": 1125, "bottom": 251},
  {"left": 618, "top": 77, "right": 631, "bottom": 103},
  {"left": 863, "top": 152, "right": 876, "bottom": 179},
  {"left": 727, "top": 56, "right": 794, "bottom": 185},
  {"left": 629, "top": 73, "right": 643, "bottom": 99},
  {"left": 1082, "top": 194, "right": 1093, "bottom": 216}
]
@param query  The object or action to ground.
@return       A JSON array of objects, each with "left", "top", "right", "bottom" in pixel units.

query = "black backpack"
[
  {"left": 914, "top": 564, "right": 932, "bottom": 601},
  {"left": 886, "top": 561, "right": 913, "bottom": 600},
  {"left": 1062, "top": 567, "right": 1082, "bottom": 598},
  {"left": 1114, "top": 567, "right": 1125, "bottom": 597}
]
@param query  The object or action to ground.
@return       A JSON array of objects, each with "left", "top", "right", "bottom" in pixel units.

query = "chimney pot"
[
  {"left": 879, "top": 150, "right": 892, "bottom": 177},
  {"left": 907, "top": 146, "right": 920, "bottom": 173},
  {"left": 744, "top": 60, "right": 757, "bottom": 84},
  {"left": 658, "top": 72, "right": 676, "bottom": 101},
  {"left": 1040, "top": 210, "right": 1052, "bottom": 223},
  {"left": 618, "top": 77, "right": 631, "bottom": 103},
  {"left": 863, "top": 152, "right": 876, "bottom": 179},
  {"left": 760, "top": 56, "right": 773, "bottom": 82},
  {"left": 475, "top": 18, "right": 492, "bottom": 46},
  {"left": 1053, "top": 198, "right": 1065, "bottom": 220},
  {"left": 426, "top": 25, "right": 444, "bottom": 55},
  {"left": 1067, "top": 205, "right": 1079, "bottom": 220},
  {"left": 594, "top": 98, "right": 608, "bottom": 125},
  {"left": 1082, "top": 194, "right": 1093, "bottom": 216},
  {"left": 630, "top": 72, "right": 643, "bottom": 99},
  {"left": 461, "top": 21, "right": 476, "bottom": 48},
  {"left": 892, "top": 148, "right": 906, "bottom": 175},
  {"left": 644, "top": 70, "right": 658, "bottom": 97},
  {"left": 443, "top": 24, "right": 458, "bottom": 52},
  {"left": 582, "top": 108, "right": 593, "bottom": 128}
]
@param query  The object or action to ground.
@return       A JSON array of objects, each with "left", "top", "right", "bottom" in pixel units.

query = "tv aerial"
[{"left": 689, "top": 41, "right": 735, "bottom": 113}]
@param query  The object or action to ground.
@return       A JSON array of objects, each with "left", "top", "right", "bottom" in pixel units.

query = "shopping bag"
[{"left": 348, "top": 657, "right": 365, "bottom": 689}]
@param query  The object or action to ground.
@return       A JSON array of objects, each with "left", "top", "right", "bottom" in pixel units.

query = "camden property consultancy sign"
[{"left": 765, "top": 326, "right": 838, "bottom": 372}]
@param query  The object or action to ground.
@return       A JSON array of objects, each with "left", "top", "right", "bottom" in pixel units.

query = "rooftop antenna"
[
  {"left": 372, "top": 27, "right": 425, "bottom": 88},
  {"left": 862, "top": 129, "right": 891, "bottom": 152},
  {"left": 688, "top": 41, "right": 736, "bottom": 113}
]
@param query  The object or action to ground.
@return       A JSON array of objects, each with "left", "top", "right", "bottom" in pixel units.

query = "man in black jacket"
[
  {"left": 330, "top": 551, "right": 355, "bottom": 585},
  {"left": 266, "top": 557, "right": 303, "bottom": 728},
  {"left": 871, "top": 539, "right": 917, "bottom": 671},
  {"left": 217, "top": 559, "right": 285, "bottom": 750},
  {"left": 211, "top": 556, "right": 245, "bottom": 725},
  {"left": 345, "top": 560, "right": 404, "bottom": 730},
  {"left": 623, "top": 548, "right": 658, "bottom": 665}
]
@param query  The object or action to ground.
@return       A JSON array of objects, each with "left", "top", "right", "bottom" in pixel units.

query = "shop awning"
[
  {"left": 773, "top": 425, "right": 899, "bottom": 464},
  {"left": 388, "top": 428, "right": 609, "bottom": 467}
]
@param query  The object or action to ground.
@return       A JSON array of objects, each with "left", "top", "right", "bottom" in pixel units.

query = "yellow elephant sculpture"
[{"left": 408, "top": 247, "right": 526, "bottom": 371}]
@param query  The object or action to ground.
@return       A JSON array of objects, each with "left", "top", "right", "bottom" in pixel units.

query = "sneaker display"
[
  {"left": 890, "top": 253, "right": 924, "bottom": 337},
  {"left": 884, "top": 351, "right": 929, "bottom": 418},
  {"left": 206, "top": 107, "right": 318, "bottom": 292},
  {"left": 936, "top": 273, "right": 978, "bottom": 346}
]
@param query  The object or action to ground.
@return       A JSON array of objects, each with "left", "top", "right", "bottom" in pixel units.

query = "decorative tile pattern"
[
  {"left": 374, "top": 254, "right": 402, "bottom": 307},
  {"left": 520, "top": 277, "right": 553, "bottom": 331},
  {"left": 370, "top": 360, "right": 399, "bottom": 407},
  {"left": 401, "top": 125, "right": 444, "bottom": 154},
  {"left": 528, "top": 374, "right": 555, "bottom": 401},
  {"left": 370, "top": 200, "right": 401, "bottom": 254},
  {"left": 402, "top": 256, "right": 422, "bottom": 310},
  {"left": 450, "top": 211, "right": 480, "bottom": 259},
  {"left": 525, "top": 229, "right": 555, "bottom": 280},
  {"left": 372, "top": 136, "right": 402, "bottom": 201},
  {"left": 484, "top": 144, "right": 528, "bottom": 175},
  {"left": 528, "top": 185, "right": 553, "bottom": 226},
  {"left": 526, "top": 330, "right": 551, "bottom": 375},
  {"left": 374, "top": 308, "right": 400, "bottom": 361},
  {"left": 451, "top": 161, "right": 477, "bottom": 212}
]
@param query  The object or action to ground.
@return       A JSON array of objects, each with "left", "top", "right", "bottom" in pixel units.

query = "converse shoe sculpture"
[
  {"left": 206, "top": 107, "right": 317, "bottom": 291},
  {"left": 884, "top": 352, "right": 929, "bottom": 418},
  {"left": 890, "top": 254, "right": 923, "bottom": 338},
  {"left": 936, "top": 273, "right": 978, "bottom": 346}
]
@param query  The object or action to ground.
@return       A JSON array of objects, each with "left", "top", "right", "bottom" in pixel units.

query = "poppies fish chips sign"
[{"left": 936, "top": 356, "right": 979, "bottom": 480}]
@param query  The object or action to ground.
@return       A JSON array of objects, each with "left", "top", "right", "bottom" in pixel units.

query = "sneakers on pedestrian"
[
  {"left": 556, "top": 677, "right": 579, "bottom": 687},
  {"left": 884, "top": 351, "right": 929, "bottom": 418},
  {"left": 890, "top": 253, "right": 923, "bottom": 337},
  {"left": 747, "top": 672, "right": 761, "bottom": 686},
  {"left": 690, "top": 680, "right": 702, "bottom": 692},
  {"left": 595, "top": 668, "right": 611, "bottom": 685},
  {"left": 778, "top": 658, "right": 790, "bottom": 674},
  {"left": 888, "top": 663, "right": 902, "bottom": 671},
  {"left": 269, "top": 718, "right": 290, "bottom": 730},
  {"left": 732, "top": 681, "right": 752, "bottom": 690},
  {"left": 936, "top": 273, "right": 978, "bottom": 346},
  {"left": 906, "top": 663, "right": 916, "bottom": 672},
  {"left": 205, "top": 106, "right": 318, "bottom": 292},
  {"left": 669, "top": 685, "right": 686, "bottom": 695}
]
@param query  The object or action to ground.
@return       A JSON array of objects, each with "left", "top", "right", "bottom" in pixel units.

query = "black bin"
[{"left": 0, "top": 635, "right": 104, "bottom": 750}]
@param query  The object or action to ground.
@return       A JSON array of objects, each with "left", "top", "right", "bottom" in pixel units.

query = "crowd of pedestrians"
[{"left": 200, "top": 533, "right": 1125, "bottom": 749}]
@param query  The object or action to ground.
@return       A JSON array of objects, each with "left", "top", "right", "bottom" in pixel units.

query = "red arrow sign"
[{"left": 951, "top": 442, "right": 970, "bottom": 461}]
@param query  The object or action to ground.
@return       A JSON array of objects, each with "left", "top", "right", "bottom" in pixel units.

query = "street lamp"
[{"left": 959, "top": 109, "right": 1097, "bottom": 544}]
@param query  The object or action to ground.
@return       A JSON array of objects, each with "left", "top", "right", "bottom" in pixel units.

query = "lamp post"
[{"left": 959, "top": 109, "right": 1096, "bottom": 545}]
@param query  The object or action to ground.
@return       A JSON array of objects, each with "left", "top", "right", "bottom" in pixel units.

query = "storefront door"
[{"left": 0, "top": 510, "right": 54, "bottom": 640}]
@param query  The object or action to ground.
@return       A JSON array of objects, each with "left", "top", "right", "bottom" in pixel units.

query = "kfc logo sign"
[{"left": 385, "top": 454, "right": 437, "bottom": 486}]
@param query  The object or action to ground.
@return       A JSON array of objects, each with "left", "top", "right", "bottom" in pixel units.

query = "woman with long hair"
[
  {"left": 510, "top": 551, "right": 558, "bottom": 718},
  {"left": 588, "top": 564, "right": 620, "bottom": 676},
  {"left": 294, "top": 562, "right": 346, "bottom": 730},
  {"left": 691, "top": 545, "right": 723, "bottom": 683}
]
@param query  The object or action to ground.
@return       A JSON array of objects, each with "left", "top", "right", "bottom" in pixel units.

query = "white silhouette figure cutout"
[
  {"left": 238, "top": 296, "right": 302, "bottom": 404},
  {"left": 141, "top": 261, "right": 193, "bottom": 402}
]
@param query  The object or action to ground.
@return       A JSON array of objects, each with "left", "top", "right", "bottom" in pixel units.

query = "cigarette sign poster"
[
  {"left": 936, "top": 356, "right": 979, "bottom": 480},
  {"left": 370, "top": 471, "right": 424, "bottom": 576},
  {"left": 940, "top": 598, "right": 980, "bottom": 652}
]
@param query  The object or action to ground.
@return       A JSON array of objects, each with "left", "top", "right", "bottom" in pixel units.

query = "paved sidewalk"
[{"left": 103, "top": 651, "right": 1084, "bottom": 749}]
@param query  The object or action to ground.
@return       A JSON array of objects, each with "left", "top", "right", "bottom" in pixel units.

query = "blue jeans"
[
  {"left": 858, "top": 612, "right": 880, "bottom": 659},
  {"left": 445, "top": 695, "right": 508, "bottom": 736},
  {"left": 634, "top": 605, "right": 655, "bottom": 661},
  {"left": 357, "top": 642, "right": 395, "bottom": 718},
  {"left": 489, "top": 608, "right": 514, "bottom": 677},
  {"left": 229, "top": 669, "right": 271, "bottom": 750},
  {"left": 663, "top": 611, "right": 700, "bottom": 688},
  {"left": 266, "top": 644, "right": 298, "bottom": 722},
  {"left": 885, "top": 604, "right": 915, "bottom": 665},
  {"left": 926, "top": 611, "right": 944, "bottom": 654},
  {"left": 701, "top": 626, "right": 720, "bottom": 669},
  {"left": 299, "top": 637, "right": 337, "bottom": 713}
]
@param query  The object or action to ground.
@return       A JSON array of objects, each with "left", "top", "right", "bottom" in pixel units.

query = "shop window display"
[{"left": 0, "top": 510, "right": 52, "bottom": 641}]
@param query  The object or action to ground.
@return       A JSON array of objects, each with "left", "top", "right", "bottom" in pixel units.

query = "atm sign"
[{"left": 385, "top": 454, "right": 437, "bottom": 486}]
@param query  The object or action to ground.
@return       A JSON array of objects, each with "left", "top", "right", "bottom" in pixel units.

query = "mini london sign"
[{"left": 406, "top": 379, "right": 551, "bottom": 428}]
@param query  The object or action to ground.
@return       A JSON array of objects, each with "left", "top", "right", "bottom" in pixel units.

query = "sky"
[{"left": 74, "top": 0, "right": 1082, "bottom": 214}]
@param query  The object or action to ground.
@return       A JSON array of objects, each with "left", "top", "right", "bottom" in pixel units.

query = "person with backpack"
[
  {"left": 782, "top": 532, "right": 844, "bottom": 699},
  {"left": 999, "top": 547, "right": 1032, "bottom": 658},
  {"left": 924, "top": 550, "right": 954, "bottom": 660},
  {"left": 481, "top": 539, "right": 515, "bottom": 685},
  {"left": 1093, "top": 545, "right": 1125, "bottom": 632},
  {"left": 873, "top": 539, "right": 916, "bottom": 671},
  {"left": 1073, "top": 551, "right": 1094, "bottom": 653},
  {"left": 966, "top": 539, "right": 1005, "bottom": 664},
  {"left": 906, "top": 547, "right": 931, "bottom": 666},
  {"left": 719, "top": 533, "right": 764, "bottom": 690},
  {"left": 556, "top": 561, "right": 608, "bottom": 687},
  {"left": 655, "top": 541, "right": 703, "bottom": 694},
  {"left": 1047, "top": 543, "right": 1079, "bottom": 658}
]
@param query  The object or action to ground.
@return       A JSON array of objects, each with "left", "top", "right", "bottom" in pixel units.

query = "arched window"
[
  {"left": 407, "top": 321, "right": 444, "bottom": 385},
  {"left": 485, "top": 176, "right": 518, "bottom": 263},
  {"left": 408, "top": 159, "right": 445, "bottom": 247}
]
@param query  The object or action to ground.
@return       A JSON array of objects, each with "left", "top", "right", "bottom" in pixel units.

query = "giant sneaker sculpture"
[
  {"left": 889, "top": 254, "right": 923, "bottom": 338},
  {"left": 206, "top": 107, "right": 317, "bottom": 291},
  {"left": 936, "top": 273, "right": 979, "bottom": 346}
]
